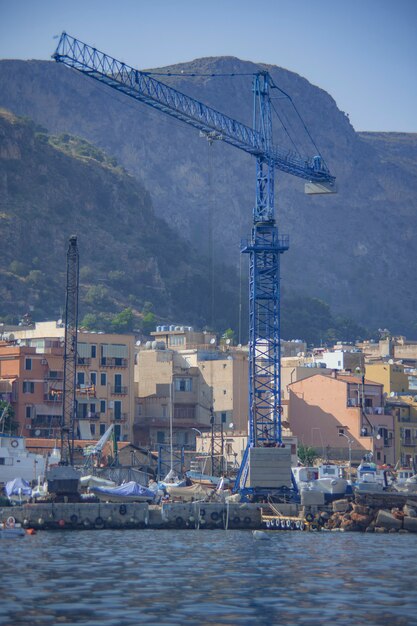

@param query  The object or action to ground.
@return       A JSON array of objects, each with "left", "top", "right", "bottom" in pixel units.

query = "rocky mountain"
[
  {"left": 0, "top": 57, "right": 416, "bottom": 337},
  {"left": 0, "top": 109, "right": 240, "bottom": 332}
]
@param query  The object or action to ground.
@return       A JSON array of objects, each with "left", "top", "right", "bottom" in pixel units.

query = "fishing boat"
[
  {"left": 292, "top": 464, "right": 348, "bottom": 499},
  {"left": 0, "top": 434, "right": 47, "bottom": 484},
  {"left": 353, "top": 461, "right": 387, "bottom": 493},
  {"left": 90, "top": 480, "right": 156, "bottom": 503}
]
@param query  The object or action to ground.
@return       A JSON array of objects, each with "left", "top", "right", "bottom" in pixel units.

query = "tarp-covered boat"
[
  {"left": 90, "top": 480, "right": 155, "bottom": 503},
  {"left": 165, "top": 483, "right": 212, "bottom": 501}
]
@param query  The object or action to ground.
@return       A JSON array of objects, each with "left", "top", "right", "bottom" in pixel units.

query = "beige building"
[
  {"left": 365, "top": 361, "right": 409, "bottom": 396},
  {"left": 134, "top": 338, "right": 249, "bottom": 450},
  {"left": 13, "top": 321, "right": 135, "bottom": 441}
]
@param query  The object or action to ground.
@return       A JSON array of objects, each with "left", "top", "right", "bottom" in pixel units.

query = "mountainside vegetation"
[{"left": 0, "top": 109, "right": 368, "bottom": 344}]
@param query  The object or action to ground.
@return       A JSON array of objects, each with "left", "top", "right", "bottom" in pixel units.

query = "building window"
[
  {"left": 23, "top": 381, "right": 35, "bottom": 393},
  {"left": 26, "top": 406, "right": 32, "bottom": 419},
  {"left": 91, "top": 345, "right": 97, "bottom": 358},
  {"left": 114, "top": 424, "right": 121, "bottom": 441},
  {"left": 114, "top": 373, "right": 122, "bottom": 393},
  {"left": 169, "top": 335, "right": 185, "bottom": 347},
  {"left": 100, "top": 400, "right": 106, "bottom": 413},
  {"left": 100, "top": 372, "right": 107, "bottom": 386},
  {"left": 89, "top": 403, "right": 96, "bottom": 415},
  {"left": 77, "top": 372, "right": 85, "bottom": 386},
  {"left": 90, "top": 372, "right": 97, "bottom": 386},
  {"left": 114, "top": 401, "right": 122, "bottom": 420},
  {"left": 174, "top": 405, "right": 195, "bottom": 419},
  {"left": 99, "top": 423, "right": 106, "bottom": 436},
  {"left": 221, "top": 412, "right": 227, "bottom": 423},
  {"left": 174, "top": 377, "right": 192, "bottom": 392},
  {"left": 157, "top": 431, "right": 165, "bottom": 443},
  {"left": 162, "top": 405, "right": 167, "bottom": 417},
  {"left": 90, "top": 424, "right": 96, "bottom": 436},
  {"left": 25, "top": 358, "right": 32, "bottom": 371}
]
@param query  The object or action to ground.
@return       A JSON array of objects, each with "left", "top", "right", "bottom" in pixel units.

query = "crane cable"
[{"left": 206, "top": 138, "right": 215, "bottom": 331}]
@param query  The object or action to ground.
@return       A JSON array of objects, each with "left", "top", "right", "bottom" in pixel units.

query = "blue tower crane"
[{"left": 52, "top": 33, "right": 335, "bottom": 494}]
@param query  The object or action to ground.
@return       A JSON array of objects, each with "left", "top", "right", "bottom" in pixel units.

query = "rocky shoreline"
[{"left": 317, "top": 492, "right": 417, "bottom": 533}]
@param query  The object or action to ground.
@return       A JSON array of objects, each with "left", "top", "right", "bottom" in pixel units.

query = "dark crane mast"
[
  {"left": 61, "top": 234, "right": 79, "bottom": 466},
  {"left": 53, "top": 33, "right": 335, "bottom": 490}
]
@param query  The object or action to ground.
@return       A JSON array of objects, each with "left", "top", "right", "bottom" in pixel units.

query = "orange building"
[
  {"left": 0, "top": 342, "right": 63, "bottom": 437},
  {"left": 288, "top": 372, "right": 395, "bottom": 465}
]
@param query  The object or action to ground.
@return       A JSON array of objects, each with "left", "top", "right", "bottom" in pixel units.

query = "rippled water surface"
[{"left": 1, "top": 529, "right": 416, "bottom": 625}]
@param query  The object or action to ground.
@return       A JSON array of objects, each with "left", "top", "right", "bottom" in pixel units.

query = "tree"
[
  {"left": 111, "top": 308, "right": 135, "bottom": 333},
  {"left": 141, "top": 311, "right": 157, "bottom": 336},
  {"left": 297, "top": 444, "right": 318, "bottom": 466},
  {"left": 0, "top": 401, "right": 18, "bottom": 435}
]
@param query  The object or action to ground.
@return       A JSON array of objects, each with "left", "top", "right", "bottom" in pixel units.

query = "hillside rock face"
[
  {"left": 0, "top": 58, "right": 416, "bottom": 335},
  {"left": 0, "top": 110, "right": 239, "bottom": 330}
]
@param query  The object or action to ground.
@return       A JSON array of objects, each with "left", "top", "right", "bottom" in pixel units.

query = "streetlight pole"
[{"left": 338, "top": 429, "right": 353, "bottom": 482}]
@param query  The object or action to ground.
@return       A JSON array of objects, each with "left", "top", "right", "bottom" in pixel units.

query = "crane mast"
[
  {"left": 53, "top": 34, "right": 335, "bottom": 493},
  {"left": 61, "top": 235, "right": 79, "bottom": 466}
]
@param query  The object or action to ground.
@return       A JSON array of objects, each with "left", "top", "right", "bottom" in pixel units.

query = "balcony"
[
  {"left": 111, "top": 386, "right": 128, "bottom": 395},
  {"left": 402, "top": 437, "right": 417, "bottom": 447},
  {"left": 78, "top": 412, "right": 100, "bottom": 420},
  {"left": 110, "top": 412, "right": 128, "bottom": 423},
  {"left": 44, "top": 392, "right": 63, "bottom": 403},
  {"left": 77, "top": 357, "right": 91, "bottom": 366},
  {"left": 100, "top": 357, "right": 128, "bottom": 368},
  {"left": 76, "top": 385, "right": 96, "bottom": 397},
  {"left": 45, "top": 373, "right": 63, "bottom": 381}
]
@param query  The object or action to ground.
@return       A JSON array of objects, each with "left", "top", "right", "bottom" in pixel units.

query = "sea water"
[{"left": 0, "top": 529, "right": 416, "bottom": 625}]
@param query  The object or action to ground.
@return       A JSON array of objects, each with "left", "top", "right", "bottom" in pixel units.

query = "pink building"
[{"left": 288, "top": 372, "right": 395, "bottom": 465}]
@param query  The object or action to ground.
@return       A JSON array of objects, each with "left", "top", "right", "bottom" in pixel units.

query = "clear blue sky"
[{"left": 0, "top": 0, "right": 416, "bottom": 132}]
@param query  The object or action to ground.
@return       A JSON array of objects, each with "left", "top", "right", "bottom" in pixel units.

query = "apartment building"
[
  {"left": 385, "top": 396, "right": 417, "bottom": 467},
  {"left": 0, "top": 342, "right": 62, "bottom": 437},
  {"left": 134, "top": 327, "right": 250, "bottom": 449},
  {"left": 134, "top": 346, "right": 211, "bottom": 449},
  {"left": 288, "top": 371, "right": 395, "bottom": 465},
  {"left": 12, "top": 322, "right": 135, "bottom": 441},
  {"left": 365, "top": 361, "right": 409, "bottom": 395}
]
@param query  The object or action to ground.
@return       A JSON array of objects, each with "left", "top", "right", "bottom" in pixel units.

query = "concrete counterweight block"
[
  {"left": 403, "top": 516, "right": 417, "bottom": 533},
  {"left": 247, "top": 446, "right": 292, "bottom": 489},
  {"left": 375, "top": 510, "right": 403, "bottom": 531}
]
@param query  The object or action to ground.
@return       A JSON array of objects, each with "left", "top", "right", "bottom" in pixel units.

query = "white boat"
[
  {"left": 0, "top": 517, "right": 26, "bottom": 539},
  {"left": 353, "top": 462, "right": 386, "bottom": 493},
  {"left": 186, "top": 470, "right": 231, "bottom": 489},
  {"left": 0, "top": 434, "right": 47, "bottom": 484},
  {"left": 392, "top": 468, "right": 417, "bottom": 494},
  {"left": 292, "top": 464, "right": 347, "bottom": 499}
]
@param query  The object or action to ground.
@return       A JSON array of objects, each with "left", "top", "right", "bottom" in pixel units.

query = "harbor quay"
[{"left": 2, "top": 492, "right": 417, "bottom": 533}]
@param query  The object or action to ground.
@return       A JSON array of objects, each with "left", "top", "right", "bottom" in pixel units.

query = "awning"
[
  {"left": 46, "top": 356, "right": 63, "bottom": 371},
  {"left": 34, "top": 403, "right": 62, "bottom": 417}
]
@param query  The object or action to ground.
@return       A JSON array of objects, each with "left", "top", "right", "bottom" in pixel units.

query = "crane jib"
[{"left": 53, "top": 33, "right": 335, "bottom": 186}]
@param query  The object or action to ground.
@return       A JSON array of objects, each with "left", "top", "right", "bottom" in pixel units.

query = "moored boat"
[{"left": 90, "top": 480, "right": 156, "bottom": 503}]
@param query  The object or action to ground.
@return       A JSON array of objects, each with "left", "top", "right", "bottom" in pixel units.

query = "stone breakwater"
[{"left": 318, "top": 492, "right": 417, "bottom": 533}]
